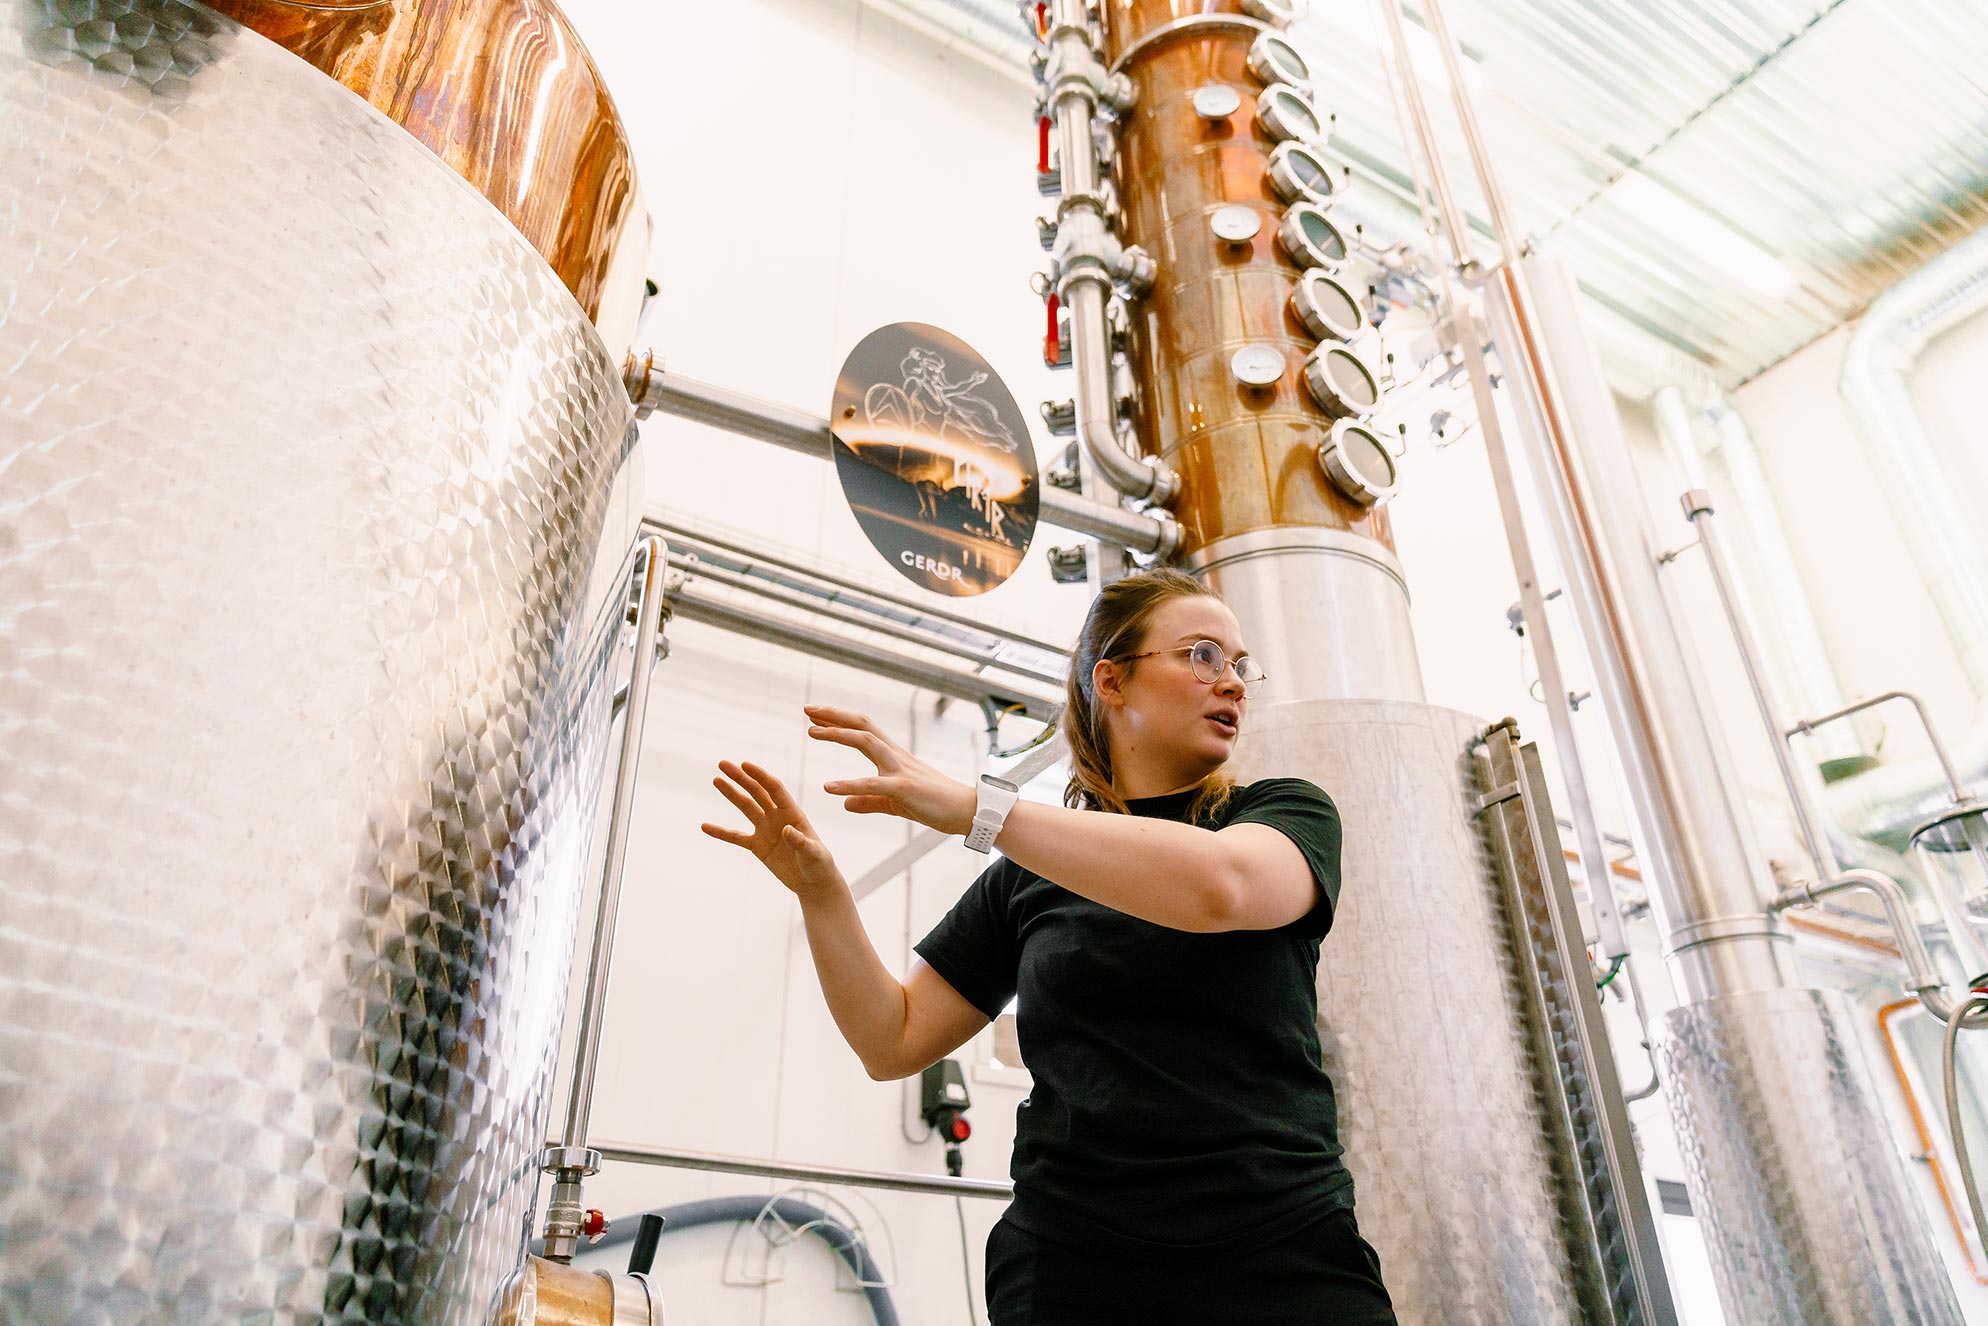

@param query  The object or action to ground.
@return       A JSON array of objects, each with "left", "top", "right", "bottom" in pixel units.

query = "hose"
[
  {"left": 1941, "top": 994, "right": 1988, "bottom": 1258},
  {"left": 582, "top": 1195, "right": 901, "bottom": 1326}
]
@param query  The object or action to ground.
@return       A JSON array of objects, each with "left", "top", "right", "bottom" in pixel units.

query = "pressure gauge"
[
  {"left": 1266, "top": 141, "right": 1339, "bottom": 206},
  {"left": 1302, "top": 343, "right": 1380, "bottom": 418},
  {"left": 1318, "top": 419, "right": 1400, "bottom": 506},
  {"left": 1211, "top": 205, "right": 1263, "bottom": 243},
  {"left": 1277, "top": 201, "right": 1349, "bottom": 269},
  {"left": 1255, "top": 84, "right": 1323, "bottom": 144},
  {"left": 1231, "top": 344, "right": 1286, "bottom": 387},
  {"left": 1289, "top": 269, "right": 1366, "bottom": 342},
  {"left": 1242, "top": 0, "right": 1309, "bottom": 21},
  {"left": 1247, "top": 32, "right": 1311, "bottom": 87},
  {"left": 1192, "top": 84, "right": 1242, "bottom": 120}
]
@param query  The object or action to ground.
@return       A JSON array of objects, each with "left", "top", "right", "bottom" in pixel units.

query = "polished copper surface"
[
  {"left": 210, "top": 0, "right": 646, "bottom": 344},
  {"left": 1102, "top": 1, "right": 1393, "bottom": 557},
  {"left": 495, "top": 1257, "right": 617, "bottom": 1326}
]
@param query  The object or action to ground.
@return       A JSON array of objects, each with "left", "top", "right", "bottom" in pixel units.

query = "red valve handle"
[
  {"left": 582, "top": 1209, "right": 609, "bottom": 1242},
  {"left": 1037, "top": 116, "right": 1052, "bottom": 176},
  {"left": 1043, "top": 292, "right": 1061, "bottom": 367}
]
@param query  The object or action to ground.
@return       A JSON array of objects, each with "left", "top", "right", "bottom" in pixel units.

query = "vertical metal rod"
[
  {"left": 1372, "top": 0, "right": 1628, "bottom": 960},
  {"left": 1681, "top": 491, "right": 1839, "bottom": 881},
  {"left": 561, "top": 534, "right": 669, "bottom": 1150},
  {"left": 1420, "top": 0, "right": 1521, "bottom": 266}
]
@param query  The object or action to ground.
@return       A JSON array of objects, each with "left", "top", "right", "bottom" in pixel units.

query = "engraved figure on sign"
[{"left": 895, "top": 348, "right": 1020, "bottom": 454}]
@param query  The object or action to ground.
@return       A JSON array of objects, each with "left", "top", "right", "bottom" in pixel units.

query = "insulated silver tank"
[
  {"left": 1233, "top": 700, "right": 1642, "bottom": 1324},
  {"left": 0, "top": 3, "right": 644, "bottom": 1322}
]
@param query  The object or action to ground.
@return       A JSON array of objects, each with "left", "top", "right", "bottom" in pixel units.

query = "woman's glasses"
[{"left": 1117, "top": 640, "right": 1267, "bottom": 697}]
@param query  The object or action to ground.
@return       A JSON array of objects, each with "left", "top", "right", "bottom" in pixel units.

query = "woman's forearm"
[
  {"left": 793, "top": 878, "right": 909, "bottom": 1078},
  {"left": 994, "top": 800, "right": 1237, "bottom": 931}
]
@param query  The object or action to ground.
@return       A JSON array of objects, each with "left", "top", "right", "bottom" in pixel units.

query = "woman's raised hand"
[
  {"left": 701, "top": 760, "right": 845, "bottom": 900},
  {"left": 805, "top": 704, "right": 977, "bottom": 835}
]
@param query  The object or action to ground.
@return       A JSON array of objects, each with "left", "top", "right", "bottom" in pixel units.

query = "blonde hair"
[{"left": 1060, "top": 568, "right": 1237, "bottom": 823}]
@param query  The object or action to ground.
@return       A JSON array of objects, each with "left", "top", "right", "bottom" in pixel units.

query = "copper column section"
[
  {"left": 1083, "top": 1, "right": 1423, "bottom": 703},
  {"left": 1102, "top": 3, "right": 1391, "bottom": 556}
]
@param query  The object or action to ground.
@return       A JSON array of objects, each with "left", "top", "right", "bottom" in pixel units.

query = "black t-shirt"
[{"left": 913, "top": 777, "right": 1353, "bottom": 1262}]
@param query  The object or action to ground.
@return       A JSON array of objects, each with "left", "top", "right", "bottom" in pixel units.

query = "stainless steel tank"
[
  {"left": 0, "top": 3, "right": 644, "bottom": 1322},
  {"left": 1232, "top": 700, "right": 1640, "bottom": 1325}
]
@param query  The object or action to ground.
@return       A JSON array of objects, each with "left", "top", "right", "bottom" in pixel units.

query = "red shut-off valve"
[
  {"left": 920, "top": 1058, "right": 974, "bottom": 1178},
  {"left": 581, "top": 1209, "right": 609, "bottom": 1243}
]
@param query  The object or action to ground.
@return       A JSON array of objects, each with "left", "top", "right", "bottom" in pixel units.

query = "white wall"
[
  {"left": 549, "top": 2, "right": 1062, "bottom": 1320},
  {"left": 1733, "top": 323, "right": 1981, "bottom": 741},
  {"left": 537, "top": 0, "right": 1988, "bottom": 1320}
]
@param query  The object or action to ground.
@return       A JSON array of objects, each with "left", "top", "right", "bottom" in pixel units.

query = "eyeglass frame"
[{"left": 1112, "top": 639, "right": 1267, "bottom": 696}]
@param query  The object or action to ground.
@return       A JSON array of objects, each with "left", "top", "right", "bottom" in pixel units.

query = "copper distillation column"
[{"left": 1038, "top": 0, "right": 1423, "bottom": 702}]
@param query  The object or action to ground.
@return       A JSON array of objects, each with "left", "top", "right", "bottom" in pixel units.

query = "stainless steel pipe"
[
  {"left": 644, "top": 512, "right": 1071, "bottom": 658},
  {"left": 627, "top": 369, "right": 1177, "bottom": 556},
  {"left": 668, "top": 580, "right": 1064, "bottom": 721},
  {"left": 593, "top": 1141, "right": 1016, "bottom": 1201},
  {"left": 543, "top": 537, "right": 671, "bottom": 1265},
  {"left": 1047, "top": 0, "right": 1177, "bottom": 508},
  {"left": 559, "top": 537, "right": 670, "bottom": 1156},
  {"left": 1370, "top": 0, "right": 1629, "bottom": 960},
  {"left": 1792, "top": 691, "right": 1973, "bottom": 802}
]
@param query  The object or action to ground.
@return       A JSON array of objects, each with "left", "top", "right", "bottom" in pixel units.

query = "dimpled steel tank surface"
[{"left": 0, "top": 3, "right": 644, "bottom": 1323}]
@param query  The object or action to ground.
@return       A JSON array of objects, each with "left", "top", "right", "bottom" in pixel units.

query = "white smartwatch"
[{"left": 963, "top": 775, "right": 1021, "bottom": 853}]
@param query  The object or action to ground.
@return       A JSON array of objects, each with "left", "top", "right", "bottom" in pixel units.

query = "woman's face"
[{"left": 1099, "top": 594, "right": 1252, "bottom": 784}]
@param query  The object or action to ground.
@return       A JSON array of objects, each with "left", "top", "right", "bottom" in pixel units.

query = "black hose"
[{"left": 580, "top": 1195, "right": 901, "bottom": 1326}]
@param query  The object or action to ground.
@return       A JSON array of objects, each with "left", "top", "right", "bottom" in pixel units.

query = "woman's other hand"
[
  {"left": 805, "top": 704, "right": 977, "bottom": 835},
  {"left": 702, "top": 760, "right": 845, "bottom": 901}
]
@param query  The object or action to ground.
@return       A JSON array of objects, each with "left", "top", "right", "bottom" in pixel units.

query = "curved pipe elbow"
[{"left": 1066, "top": 281, "right": 1177, "bottom": 505}]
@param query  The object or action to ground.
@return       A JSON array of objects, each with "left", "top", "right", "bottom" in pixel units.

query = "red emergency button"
[{"left": 949, "top": 1117, "right": 972, "bottom": 1142}]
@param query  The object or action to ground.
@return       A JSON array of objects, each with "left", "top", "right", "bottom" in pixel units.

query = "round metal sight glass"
[
  {"left": 1278, "top": 202, "right": 1349, "bottom": 269},
  {"left": 1211, "top": 204, "right": 1263, "bottom": 243},
  {"left": 1291, "top": 269, "right": 1366, "bottom": 342},
  {"left": 1266, "top": 140, "right": 1338, "bottom": 206},
  {"left": 1193, "top": 84, "right": 1243, "bottom": 120},
  {"left": 1318, "top": 419, "right": 1400, "bottom": 506},
  {"left": 1303, "top": 343, "right": 1380, "bottom": 418},
  {"left": 1230, "top": 343, "right": 1285, "bottom": 386},
  {"left": 1247, "top": 32, "right": 1311, "bottom": 87},
  {"left": 1255, "top": 84, "right": 1322, "bottom": 144}
]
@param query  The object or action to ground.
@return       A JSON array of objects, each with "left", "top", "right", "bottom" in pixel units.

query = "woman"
[{"left": 703, "top": 569, "right": 1395, "bottom": 1324}]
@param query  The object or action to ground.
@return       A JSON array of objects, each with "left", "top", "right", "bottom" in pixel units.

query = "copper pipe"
[
  {"left": 1878, "top": 999, "right": 1988, "bottom": 1285},
  {"left": 207, "top": 0, "right": 645, "bottom": 341},
  {"left": 1561, "top": 848, "right": 1643, "bottom": 883},
  {"left": 1100, "top": 1, "right": 1392, "bottom": 560},
  {"left": 1785, "top": 913, "right": 1903, "bottom": 959}
]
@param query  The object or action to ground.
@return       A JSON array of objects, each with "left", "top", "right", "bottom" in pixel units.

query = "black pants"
[{"left": 985, "top": 1207, "right": 1398, "bottom": 1325}]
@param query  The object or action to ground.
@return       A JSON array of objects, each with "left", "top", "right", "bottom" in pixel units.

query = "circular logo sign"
[{"left": 830, "top": 323, "right": 1040, "bottom": 597}]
